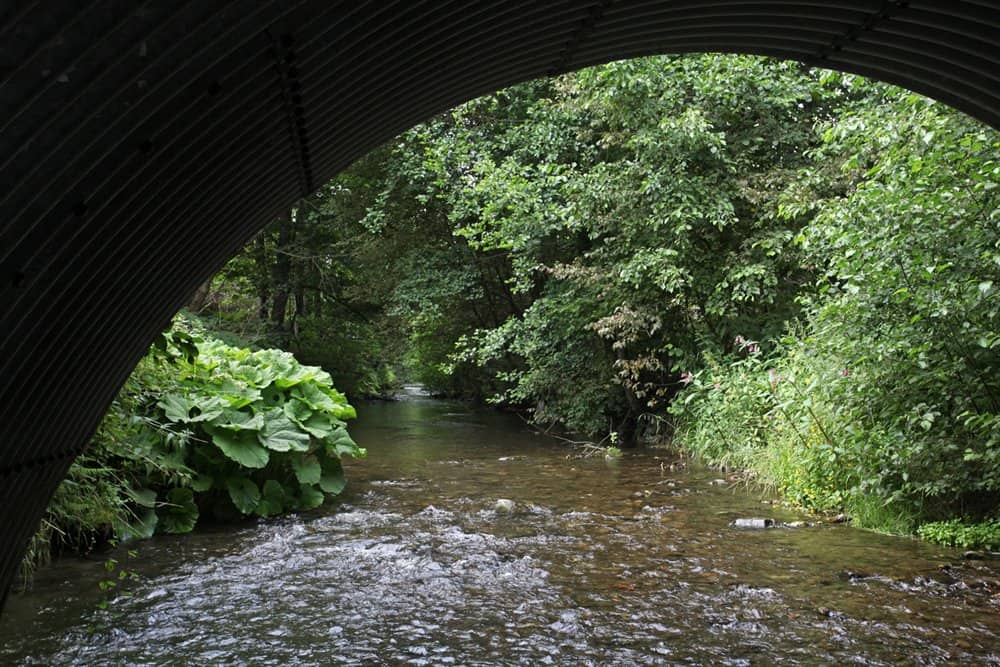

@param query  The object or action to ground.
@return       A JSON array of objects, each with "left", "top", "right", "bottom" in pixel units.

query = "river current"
[{"left": 2, "top": 388, "right": 998, "bottom": 665}]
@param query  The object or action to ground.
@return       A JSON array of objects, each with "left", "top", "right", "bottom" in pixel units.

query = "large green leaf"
[
  {"left": 213, "top": 408, "right": 264, "bottom": 432},
  {"left": 126, "top": 486, "right": 157, "bottom": 509},
  {"left": 190, "top": 473, "right": 214, "bottom": 492},
  {"left": 226, "top": 476, "right": 260, "bottom": 515},
  {"left": 325, "top": 426, "right": 362, "bottom": 457},
  {"left": 258, "top": 411, "right": 311, "bottom": 452},
  {"left": 334, "top": 403, "right": 357, "bottom": 420},
  {"left": 255, "top": 350, "right": 298, "bottom": 386},
  {"left": 236, "top": 363, "right": 277, "bottom": 388},
  {"left": 273, "top": 364, "right": 318, "bottom": 389},
  {"left": 298, "top": 412, "right": 335, "bottom": 439},
  {"left": 283, "top": 398, "right": 313, "bottom": 425},
  {"left": 208, "top": 426, "right": 270, "bottom": 468},
  {"left": 291, "top": 453, "right": 322, "bottom": 485},
  {"left": 213, "top": 379, "right": 263, "bottom": 409},
  {"left": 115, "top": 508, "right": 158, "bottom": 540},
  {"left": 319, "top": 456, "right": 347, "bottom": 495},
  {"left": 158, "top": 393, "right": 226, "bottom": 423},
  {"left": 297, "top": 484, "right": 325, "bottom": 510},
  {"left": 260, "top": 384, "right": 286, "bottom": 407},
  {"left": 291, "top": 382, "right": 337, "bottom": 412},
  {"left": 158, "top": 488, "right": 199, "bottom": 534},
  {"left": 256, "top": 480, "right": 286, "bottom": 517}
]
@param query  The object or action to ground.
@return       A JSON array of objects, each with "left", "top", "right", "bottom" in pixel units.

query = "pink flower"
[
  {"left": 679, "top": 371, "right": 694, "bottom": 386},
  {"left": 842, "top": 368, "right": 851, "bottom": 377}
]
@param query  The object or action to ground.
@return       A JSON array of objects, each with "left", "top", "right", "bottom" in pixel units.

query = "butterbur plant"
[
  {"left": 20, "top": 318, "right": 364, "bottom": 583},
  {"left": 141, "top": 329, "right": 364, "bottom": 532}
]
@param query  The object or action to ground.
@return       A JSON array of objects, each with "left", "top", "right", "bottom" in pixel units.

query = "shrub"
[
  {"left": 671, "top": 92, "right": 999, "bottom": 538},
  {"left": 22, "top": 318, "right": 362, "bottom": 582},
  {"left": 146, "top": 327, "right": 364, "bottom": 530},
  {"left": 918, "top": 519, "right": 1000, "bottom": 551}
]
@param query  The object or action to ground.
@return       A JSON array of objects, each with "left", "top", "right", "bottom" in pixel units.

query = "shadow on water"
[{"left": 2, "top": 393, "right": 998, "bottom": 665}]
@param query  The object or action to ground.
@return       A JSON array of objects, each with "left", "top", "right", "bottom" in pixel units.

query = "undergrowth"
[{"left": 20, "top": 316, "right": 363, "bottom": 586}]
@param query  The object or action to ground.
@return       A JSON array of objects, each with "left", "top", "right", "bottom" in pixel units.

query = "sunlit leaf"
[
  {"left": 258, "top": 411, "right": 311, "bottom": 452},
  {"left": 209, "top": 426, "right": 270, "bottom": 468}
]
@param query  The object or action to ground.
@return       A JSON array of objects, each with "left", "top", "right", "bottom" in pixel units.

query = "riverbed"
[{"left": 2, "top": 389, "right": 998, "bottom": 665}]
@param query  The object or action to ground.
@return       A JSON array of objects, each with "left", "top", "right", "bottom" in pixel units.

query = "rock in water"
[
  {"left": 495, "top": 498, "right": 515, "bottom": 514},
  {"left": 731, "top": 518, "right": 775, "bottom": 529}
]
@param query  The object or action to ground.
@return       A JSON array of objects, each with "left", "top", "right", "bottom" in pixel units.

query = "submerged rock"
[
  {"left": 731, "top": 518, "right": 775, "bottom": 529},
  {"left": 495, "top": 499, "right": 516, "bottom": 514}
]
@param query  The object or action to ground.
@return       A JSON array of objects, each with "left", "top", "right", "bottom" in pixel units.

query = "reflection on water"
[{"left": 2, "top": 395, "right": 998, "bottom": 665}]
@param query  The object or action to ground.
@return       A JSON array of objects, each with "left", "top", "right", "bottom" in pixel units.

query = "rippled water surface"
[{"left": 3, "top": 389, "right": 999, "bottom": 665}]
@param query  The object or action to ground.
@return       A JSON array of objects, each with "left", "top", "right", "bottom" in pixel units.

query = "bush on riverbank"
[
  {"left": 917, "top": 519, "right": 1000, "bottom": 551},
  {"left": 21, "top": 317, "right": 362, "bottom": 583},
  {"left": 670, "top": 93, "right": 999, "bottom": 542}
]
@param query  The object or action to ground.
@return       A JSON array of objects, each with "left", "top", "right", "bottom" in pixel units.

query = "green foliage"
[
  {"left": 142, "top": 320, "right": 363, "bottom": 525},
  {"left": 89, "top": 545, "right": 141, "bottom": 632},
  {"left": 917, "top": 519, "right": 1000, "bottom": 550},
  {"left": 672, "top": 86, "right": 999, "bottom": 535},
  {"left": 405, "top": 54, "right": 843, "bottom": 437},
  {"left": 23, "top": 317, "right": 362, "bottom": 583},
  {"left": 671, "top": 339, "right": 862, "bottom": 516}
]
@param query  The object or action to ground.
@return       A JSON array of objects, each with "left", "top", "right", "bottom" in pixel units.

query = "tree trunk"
[
  {"left": 187, "top": 279, "right": 213, "bottom": 313},
  {"left": 294, "top": 287, "right": 306, "bottom": 318},
  {"left": 616, "top": 347, "right": 642, "bottom": 447},
  {"left": 251, "top": 234, "right": 271, "bottom": 320},
  {"left": 270, "top": 210, "right": 295, "bottom": 328}
]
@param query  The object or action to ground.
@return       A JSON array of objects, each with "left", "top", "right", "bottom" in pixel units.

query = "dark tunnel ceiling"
[{"left": 1, "top": 0, "right": 998, "bottom": 602}]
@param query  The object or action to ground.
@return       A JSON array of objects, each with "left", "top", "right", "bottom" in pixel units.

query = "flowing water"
[{"left": 2, "top": 388, "right": 999, "bottom": 665}]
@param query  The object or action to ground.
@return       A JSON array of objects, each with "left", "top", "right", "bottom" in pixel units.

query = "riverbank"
[{"left": 666, "top": 339, "right": 1000, "bottom": 551}]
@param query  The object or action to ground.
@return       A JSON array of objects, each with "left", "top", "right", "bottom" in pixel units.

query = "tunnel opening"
[{"left": 1, "top": 0, "right": 999, "bottom": 620}]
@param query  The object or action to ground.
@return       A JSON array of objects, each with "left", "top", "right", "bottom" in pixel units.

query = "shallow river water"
[{"left": 2, "top": 389, "right": 999, "bottom": 665}]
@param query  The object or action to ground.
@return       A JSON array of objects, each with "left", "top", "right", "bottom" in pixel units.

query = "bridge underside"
[{"left": 1, "top": 0, "right": 998, "bottom": 601}]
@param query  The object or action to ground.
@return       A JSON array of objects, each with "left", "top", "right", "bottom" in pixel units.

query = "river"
[{"left": 2, "top": 388, "right": 998, "bottom": 665}]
